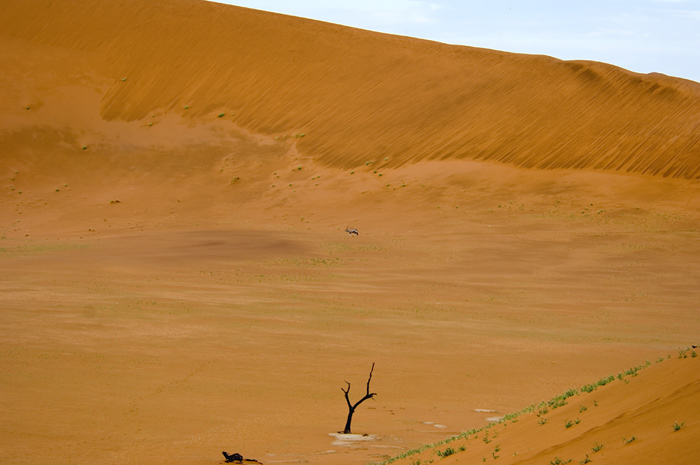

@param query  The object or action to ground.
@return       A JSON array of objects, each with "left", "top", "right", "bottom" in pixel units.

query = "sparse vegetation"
[
  {"left": 436, "top": 447, "right": 456, "bottom": 458},
  {"left": 550, "top": 457, "right": 571, "bottom": 465},
  {"left": 672, "top": 421, "right": 685, "bottom": 432},
  {"left": 379, "top": 354, "right": 687, "bottom": 464}
]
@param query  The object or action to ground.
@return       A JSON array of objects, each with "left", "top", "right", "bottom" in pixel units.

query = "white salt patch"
[{"left": 329, "top": 433, "right": 377, "bottom": 447}]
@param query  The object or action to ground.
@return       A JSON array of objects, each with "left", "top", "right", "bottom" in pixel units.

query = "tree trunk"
[{"left": 343, "top": 409, "right": 355, "bottom": 434}]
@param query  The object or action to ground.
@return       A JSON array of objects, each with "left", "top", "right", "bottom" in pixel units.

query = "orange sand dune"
[
  {"left": 1, "top": 1, "right": 700, "bottom": 465},
  {"left": 390, "top": 353, "right": 700, "bottom": 465},
  {"left": 2, "top": 0, "right": 700, "bottom": 178}
]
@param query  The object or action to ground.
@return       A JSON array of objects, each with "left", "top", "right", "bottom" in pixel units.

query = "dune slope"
[
  {"left": 2, "top": 0, "right": 700, "bottom": 178},
  {"left": 387, "top": 353, "right": 700, "bottom": 465}
]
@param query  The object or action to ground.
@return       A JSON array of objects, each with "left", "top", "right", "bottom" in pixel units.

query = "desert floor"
[{"left": 2, "top": 151, "right": 699, "bottom": 465}]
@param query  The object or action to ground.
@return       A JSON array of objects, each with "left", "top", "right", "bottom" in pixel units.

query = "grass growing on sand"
[{"left": 377, "top": 356, "right": 675, "bottom": 465}]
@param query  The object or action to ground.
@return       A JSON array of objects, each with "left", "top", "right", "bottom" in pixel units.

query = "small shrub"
[
  {"left": 592, "top": 442, "right": 604, "bottom": 453},
  {"left": 436, "top": 447, "right": 456, "bottom": 457},
  {"left": 673, "top": 421, "right": 685, "bottom": 432},
  {"left": 580, "top": 454, "right": 592, "bottom": 464},
  {"left": 218, "top": 113, "right": 225, "bottom": 118},
  {"left": 550, "top": 457, "right": 571, "bottom": 465},
  {"left": 623, "top": 436, "right": 636, "bottom": 444}
]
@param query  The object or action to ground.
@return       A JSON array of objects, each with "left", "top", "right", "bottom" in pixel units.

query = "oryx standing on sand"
[{"left": 345, "top": 226, "right": 359, "bottom": 236}]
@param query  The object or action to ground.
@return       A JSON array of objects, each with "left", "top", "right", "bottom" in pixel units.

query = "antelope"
[{"left": 345, "top": 226, "right": 359, "bottom": 236}]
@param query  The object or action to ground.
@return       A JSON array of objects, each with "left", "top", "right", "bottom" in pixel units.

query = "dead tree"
[{"left": 340, "top": 362, "right": 377, "bottom": 434}]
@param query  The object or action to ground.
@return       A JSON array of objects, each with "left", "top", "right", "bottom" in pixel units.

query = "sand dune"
[
  {"left": 3, "top": 0, "right": 700, "bottom": 178},
  {"left": 389, "top": 353, "right": 700, "bottom": 465},
  {"left": 1, "top": 1, "right": 699, "bottom": 464}
]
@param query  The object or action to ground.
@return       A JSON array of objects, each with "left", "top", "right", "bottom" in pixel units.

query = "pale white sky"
[{"left": 209, "top": 0, "right": 700, "bottom": 83}]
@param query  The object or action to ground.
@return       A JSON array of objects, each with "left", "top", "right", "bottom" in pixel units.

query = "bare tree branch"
[{"left": 340, "top": 363, "right": 377, "bottom": 434}]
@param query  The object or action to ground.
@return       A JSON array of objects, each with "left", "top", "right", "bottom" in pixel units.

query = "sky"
[{"left": 209, "top": 0, "right": 700, "bottom": 83}]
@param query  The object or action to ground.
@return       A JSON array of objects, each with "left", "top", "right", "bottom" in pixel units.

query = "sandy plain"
[{"left": 1, "top": 1, "right": 700, "bottom": 464}]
